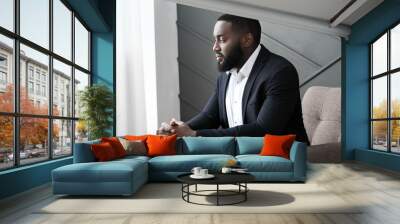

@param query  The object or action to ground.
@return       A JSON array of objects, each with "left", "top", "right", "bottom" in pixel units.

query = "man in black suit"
[{"left": 158, "top": 14, "right": 309, "bottom": 144}]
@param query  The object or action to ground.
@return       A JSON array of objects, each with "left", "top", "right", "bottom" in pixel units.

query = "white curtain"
[{"left": 116, "top": 0, "right": 180, "bottom": 136}]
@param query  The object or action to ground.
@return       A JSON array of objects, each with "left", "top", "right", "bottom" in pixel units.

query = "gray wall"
[{"left": 177, "top": 5, "right": 341, "bottom": 121}]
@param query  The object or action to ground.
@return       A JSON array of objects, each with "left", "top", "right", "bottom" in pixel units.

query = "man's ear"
[{"left": 240, "top": 33, "right": 254, "bottom": 48}]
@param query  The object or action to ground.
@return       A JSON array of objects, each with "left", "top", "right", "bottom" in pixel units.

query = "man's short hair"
[{"left": 217, "top": 14, "right": 261, "bottom": 46}]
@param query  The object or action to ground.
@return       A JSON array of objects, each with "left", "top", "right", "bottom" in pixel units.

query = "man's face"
[{"left": 213, "top": 21, "right": 244, "bottom": 72}]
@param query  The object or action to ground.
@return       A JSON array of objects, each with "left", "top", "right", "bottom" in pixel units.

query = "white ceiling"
[{"left": 224, "top": 0, "right": 352, "bottom": 22}]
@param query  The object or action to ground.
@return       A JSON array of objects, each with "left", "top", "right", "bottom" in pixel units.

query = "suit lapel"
[
  {"left": 220, "top": 73, "right": 230, "bottom": 127},
  {"left": 242, "top": 45, "right": 270, "bottom": 122}
]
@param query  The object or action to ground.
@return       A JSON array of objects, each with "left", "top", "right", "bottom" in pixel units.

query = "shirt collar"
[{"left": 225, "top": 44, "right": 261, "bottom": 77}]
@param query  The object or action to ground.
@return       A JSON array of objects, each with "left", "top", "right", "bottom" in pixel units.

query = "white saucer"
[{"left": 190, "top": 174, "right": 215, "bottom": 179}]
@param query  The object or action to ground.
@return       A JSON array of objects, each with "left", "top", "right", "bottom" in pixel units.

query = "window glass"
[
  {"left": 391, "top": 72, "right": 400, "bottom": 118},
  {"left": 20, "top": 0, "right": 49, "bottom": 49},
  {"left": 74, "top": 69, "right": 89, "bottom": 118},
  {"left": 372, "top": 33, "right": 387, "bottom": 76},
  {"left": 391, "top": 120, "right": 400, "bottom": 153},
  {"left": 20, "top": 117, "right": 49, "bottom": 165},
  {"left": 391, "top": 24, "right": 400, "bottom": 70},
  {"left": 74, "top": 18, "right": 89, "bottom": 70},
  {"left": 53, "top": 119, "right": 72, "bottom": 157},
  {"left": 53, "top": 0, "right": 72, "bottom": 60},
  {"left": 0, "top": 116, "right": 13, "bottom": 170},
  {"left": 372, "top": 121, "right": 388, "bottom": 151},
  {"left": 53, "top": 59, "right": 72, "bottom": 117},
  {"left": 75, "top": 120, "right": 88, "bottom": 143},
  {"left": 372, "top": 76, "right": 387, "bottom": 119},
  {"left": 0, "top": 0, "right": 14, "bottom": 31},
  {"left": 20, "top": 44, "right": 49, "bottom": 115},
  {"left": 0, "top": 34, "right": 14, "bottom": 113}
]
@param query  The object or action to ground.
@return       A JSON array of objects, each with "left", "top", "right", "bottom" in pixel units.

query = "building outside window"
[
  {"left": 0, "top": 54, "right": 7, "bottom": 89},
  {"left": 0, "top": 54, "right": 7, "bottom": 67},
  {"left": 0, "top": 71, "right": 6, "bottom": 82},
  {"left": 41, "top": 73, "right": 46, "bottom": 82},
  {"left": 41, "top": 85, "right": 46, "bottom": 97},
  {"left": 28, "top": 67, "right": 34, "bottom": 80},
  {"left": 28, "top": 81, "right": 34, "bottom": 94}
]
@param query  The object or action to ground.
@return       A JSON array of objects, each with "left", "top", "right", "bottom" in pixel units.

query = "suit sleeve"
[
  {"left": 195, "top": 66, "right": 298, "bottom": 137},
  {"left": 186, "top": 76, "right": 222, "bottom": 130}
]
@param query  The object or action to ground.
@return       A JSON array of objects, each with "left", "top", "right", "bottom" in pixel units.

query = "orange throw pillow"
[
  {"left": 146, "top": 134, "right": 177, "bottom": 157},
  {"left": 91, "top": 142, "right": 118, "bottom": 161},
  {"left": 124, "top": 135, "right": 150, "bottom": 141},
  {"left": 259, "top": 134, "right": 296, "bottom": 159},
  {"left": 101, "top": 137, "right": 127, "bottom": 158}
]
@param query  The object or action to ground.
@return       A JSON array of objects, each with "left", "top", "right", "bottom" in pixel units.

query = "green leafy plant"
[{"left": 79, "top": 84, "right": 114, "bottom": 140}]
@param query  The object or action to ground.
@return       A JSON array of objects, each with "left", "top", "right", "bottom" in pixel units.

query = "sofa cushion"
[
  {"left": 259, "top": 134, "right": 296, "bottom": 159},
  {"left": 118, "top": 138, "right": 147, "bottom": 156},
  {"left": 101, "top": 137, "right": 127, "bottom": 158},
  {"left": 236, "top": 155, "right": 293, "bottom": 172},
  {"left": 178, "top": 137, "right": 235, "bottom": 155},
  {"left": 148, "top": 154, "right": 235, "bottom": 172},
  {"left": 91, "top": 142, "right": 118, "bottom": 161},
  {"left": 52, "top": 157, "right": 148, "bottom": 183},
  {"left": 147, "top": 134, "right": 177, "bottom": 157},
  {"left": 235, "top": 137, "right": 263, "bottom": 155}
]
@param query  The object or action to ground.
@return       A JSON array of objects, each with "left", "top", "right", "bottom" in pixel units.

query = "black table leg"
[
  {"left": 187, "top": 184, "right": 190, "bottom": 202},
  {"left": 245, "top": 183, "right": 247, "bottom": 201},
  {"left": 216, "top": 184, "right": 219, "bottom": 206}
]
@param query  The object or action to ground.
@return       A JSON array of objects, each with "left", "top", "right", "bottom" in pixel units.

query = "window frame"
[
  {"left": 369, "top": 20, "right": 400, "bottom": 154},
  {"left": 0, "top": 0, "right": 92, "bottom": 171}
]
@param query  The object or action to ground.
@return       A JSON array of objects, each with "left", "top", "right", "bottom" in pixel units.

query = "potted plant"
[{"left": 79, "top": 84, "right": 114, "bottom": 140}]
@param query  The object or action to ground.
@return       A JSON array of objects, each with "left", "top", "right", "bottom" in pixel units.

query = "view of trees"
[
  {"left": 372, "top": 98, "right": 400, "bottom": 148},
  {"left": 0, "top": 84, "right": 59, "bottom": 157}
]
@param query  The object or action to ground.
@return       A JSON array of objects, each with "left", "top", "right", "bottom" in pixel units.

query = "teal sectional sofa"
[{"left": 52, "top": 137, "right": 307, "bottom": 196}]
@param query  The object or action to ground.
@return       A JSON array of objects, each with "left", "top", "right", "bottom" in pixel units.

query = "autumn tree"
[
  {"left": 0, "top": 84, "right": 60, "bottom": 152},
  {"left": 372, "top": 99, "right": 400, "bottom": 144}
]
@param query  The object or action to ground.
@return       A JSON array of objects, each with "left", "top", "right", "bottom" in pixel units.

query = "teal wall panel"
[
  {"left": 92, "top": 32, "right": 114, "bottom": 88},
  {"left": 0, "top": 157, "right": 72, "bottom": 199}
]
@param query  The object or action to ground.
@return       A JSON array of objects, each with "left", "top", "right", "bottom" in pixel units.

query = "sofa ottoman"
[{"left": 52, "top": 155, "right": 149, "bottom": 196}]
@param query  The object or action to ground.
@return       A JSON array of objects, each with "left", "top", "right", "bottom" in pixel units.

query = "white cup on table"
[
  {"left": 191, "top": 167, "right": 202, "bottom": 176},
  {"left": 200, "top": 169, "right": 208, "bottom": 176}
]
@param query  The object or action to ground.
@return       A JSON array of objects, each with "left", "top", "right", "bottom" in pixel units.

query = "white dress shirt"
[{"left": 225, "top": 44, "right": 261, "bottom": 128}]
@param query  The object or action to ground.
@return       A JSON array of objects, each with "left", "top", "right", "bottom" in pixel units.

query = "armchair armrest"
[
  {"left": 289, "top": 141, "right": 307, "bottom": 182},
  {"left": 73, "top": 140, "right": 100, "bottom": 163}
]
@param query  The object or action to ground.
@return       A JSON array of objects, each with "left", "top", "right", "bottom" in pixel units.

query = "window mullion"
[
  {"left": 370, "top": 46, "right": 373, "bottom": 149},
  {"left": 71, "top": 10, "right": 76, "bottom": 155},
  {"left": 48, "top": 0, "right": 54, "bottom": 160},
  {"left": 13, "top": 0, "right": 20, "bottom": 167},
  {"left": 388, "top": 30, "right": 391, "bottom": 153}
]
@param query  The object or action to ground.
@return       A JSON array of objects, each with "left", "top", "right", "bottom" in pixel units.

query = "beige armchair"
[{"left": 302, "top": 86, "right": 341, "bottom": 163}]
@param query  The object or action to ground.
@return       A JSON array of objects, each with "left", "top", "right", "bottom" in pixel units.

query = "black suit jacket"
[{"left": 187, "top": 45, "right": 309, "bottom": 144}]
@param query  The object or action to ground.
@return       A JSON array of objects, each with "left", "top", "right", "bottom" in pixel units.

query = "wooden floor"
[{"left": 1, "top": 162, "right": 400, "bottom": 224}]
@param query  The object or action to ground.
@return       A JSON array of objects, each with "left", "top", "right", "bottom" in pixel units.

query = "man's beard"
[{"left": 217, "top": 42, "right": 244, "bottom": 72}]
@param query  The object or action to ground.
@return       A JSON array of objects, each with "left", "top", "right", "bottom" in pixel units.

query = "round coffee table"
[{"left": 177, "top": 172, "right": 255, "bottom": 206}]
